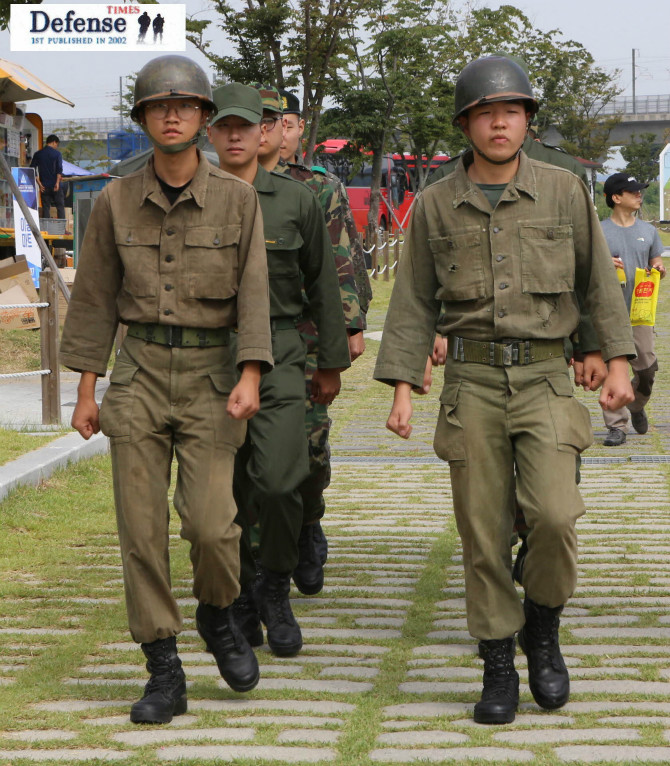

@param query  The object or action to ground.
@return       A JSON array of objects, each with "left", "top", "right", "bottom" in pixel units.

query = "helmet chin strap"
[
  {"left": 140, "top": 124, "right": 201, "bottom": 155},
  {"left": 468, "top": 121, "right": 530, "bottom": 166}
]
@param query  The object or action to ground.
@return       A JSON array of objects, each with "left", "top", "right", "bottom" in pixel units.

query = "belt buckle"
[
  {"left": 166, "top": 326, "right": 182, "bottom": 347},
  {"left": 502, "top": 342, "right": 515, "bottom": 367}
]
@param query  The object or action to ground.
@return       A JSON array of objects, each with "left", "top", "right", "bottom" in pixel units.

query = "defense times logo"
[{"left": 11, "top": 4, "right": 185, "bottom": 52}]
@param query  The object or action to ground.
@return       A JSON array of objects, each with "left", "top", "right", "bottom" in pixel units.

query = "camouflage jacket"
[{"left": 276, "top": 159, "right": 367, "bottom": 330}]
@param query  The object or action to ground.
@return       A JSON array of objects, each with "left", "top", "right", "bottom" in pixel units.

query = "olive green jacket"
[
  {"left": 60, "top": 152, "right": 274, "bottom": 377},
  {"left": 253, "top": 166, "right": 350, "bottom": 370},
  {"left": 374, "top": 152, "right": 635, "bottom": 389}
]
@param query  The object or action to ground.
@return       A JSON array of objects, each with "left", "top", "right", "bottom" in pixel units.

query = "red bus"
[{"left": 313, "top": 139, "right": 449, "bottom": 235}]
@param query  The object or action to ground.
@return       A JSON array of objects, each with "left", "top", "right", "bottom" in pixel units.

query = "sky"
[{"left": 2, "top": 0, "right": 670, "bottom": 125}]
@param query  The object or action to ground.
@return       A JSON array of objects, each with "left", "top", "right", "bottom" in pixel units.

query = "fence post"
[
  {"left": 383, "top": 229, "right": 390, "bottom": 282},
  {"left": 393, "top": 233, "right": 400, "bottom": 278},
  {"left": 39, "top": 268, "right": 61, "bottom": 425},
  {"left": 371, "top": 225, "right": 378, "bottom": 281}
]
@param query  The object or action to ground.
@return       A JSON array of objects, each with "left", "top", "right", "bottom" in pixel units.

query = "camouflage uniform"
[{"left": 275, "top": 158, "right": 370, "bottom": 524}]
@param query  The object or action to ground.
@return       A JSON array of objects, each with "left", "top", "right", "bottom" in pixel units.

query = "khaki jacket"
[
  {"left": 60, "top": 152, "right": 273, "bottom": 377},
  {"left": 375, "top": 152, "right": 635, "bottom": 388}
]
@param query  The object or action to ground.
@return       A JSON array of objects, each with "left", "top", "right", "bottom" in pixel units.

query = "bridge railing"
[{"left": 597, "top": 95, "right": 670, "bottom": 116}]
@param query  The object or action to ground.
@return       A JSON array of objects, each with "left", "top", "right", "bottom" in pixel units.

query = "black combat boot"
[
  {"left": 195, "top": 603, "right": 260, "bottom": 692},
  {"left": 473, "top": 637, "right": 519, "bottom": 724},
  {"left": 231, "top": 585, "right": 264, "bottom": 647},
  {"left": 293, "top": 523, "right": 325, "bottom": 595},
  {"left": 254, "top": 567, "right": 303, "bottom": 657},
  {"left": 130, "top": 636, "right": 187, "bottom": 724},
  {"left": 518, "top": 597, "right": 569, "bottom": 709},
  {"left": 313, "top": 520, "right": 328, "bottom": 564},
  {"left": 512, "top": 537, "right": 528, "bottom": 586}
]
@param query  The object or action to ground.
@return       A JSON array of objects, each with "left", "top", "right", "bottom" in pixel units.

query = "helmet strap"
[{"left": 467, "top": 123, "right": 529, "bottom": 167}]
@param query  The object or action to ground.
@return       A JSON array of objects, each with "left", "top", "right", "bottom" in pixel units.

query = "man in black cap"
[{"left": 601, "top": 172, "right": 665, "bottom": 446}]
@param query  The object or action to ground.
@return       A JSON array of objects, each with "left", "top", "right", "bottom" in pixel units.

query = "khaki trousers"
[
  {"left": 434, "top": 357, "right": 593, "bottom": 640},
  {"left": 603, "top": 324, "right": 657, "bottom": 430},
  {"left": 100, "top": 336, "right": 246, "bottom": 644}
]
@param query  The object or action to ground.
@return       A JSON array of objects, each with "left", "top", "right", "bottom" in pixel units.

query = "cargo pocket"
[
  {"left": 99, "top": 360, "right": 140, "bottom": 443},
  {"left": 208, "top": 371, "right": 246, "bottom": 450},
  {"left": 433, "top": 381, "right": 466, "bottom": 463},
  {"left": 546, "top": 374, "right": 594, "bottom": 454}
]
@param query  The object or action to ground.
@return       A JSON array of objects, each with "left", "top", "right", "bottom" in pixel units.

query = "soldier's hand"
[
  {"left": 599, "top": 357, "right": 634, "bottom": 411},
  {"left": 387, "top": 382, "right": 413, "bottom": 439},
  {"left": 431, "top": 335, "right": 448, "bottom": 366},
  {"left": 228, "top": 363, "right": 261, "bottom": 420},
  {"left": 580, "top": 351, "right": 608, "bottom": 392},
  {"left": 348, "top": 331, "right": 365, "bottom": 362},
  {"left": 71, "top": 398, "right": 100, "bottom": 440},
  {"left": 311, "top": 368, "right": 342, "bottom": 405}
]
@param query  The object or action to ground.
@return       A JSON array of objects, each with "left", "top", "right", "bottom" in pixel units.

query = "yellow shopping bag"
[{"left": 630, "top": 267, "right": 661, "bottom": 326}]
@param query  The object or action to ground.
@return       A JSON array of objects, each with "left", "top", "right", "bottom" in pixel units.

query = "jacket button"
[
  {"left": 164, "top": 284, "right": 173, "bottom": 291},
  {"left": 213, "top": 237, "right": 220, "bottom": 245},
  {"left": 126, "top": 235, "right": 132, "bottom": 243},
  {"left": 493, "top": 226, "right": 500, "bottom": 233},
  {"left": 165, "top": 255, "right": 174, "bottom": 263},
  {"left": 496, "top": 255, "right": 504, "bottom": 262},
  {"left": 163, "top": 308, "right": 173, "bottom": 316},
  {"left": 498, "top": 310, "right": 506, "bottom": 318},
  {"left": 499, "top": 283, "right": 508, "bottom": 289},
  {"left": 166, "top": 228, "right": 175, "bottom": 236},
  {"left": 547, "top": 229, "right": 555, "bottom": 239}
]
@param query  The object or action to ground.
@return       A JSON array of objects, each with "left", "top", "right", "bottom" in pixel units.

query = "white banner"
[
  {"left": 11, "top": 4, "right": 185, "bottom": 52},
  {"left": 11, "top": 167, "right": 42, "bottom": 288}
]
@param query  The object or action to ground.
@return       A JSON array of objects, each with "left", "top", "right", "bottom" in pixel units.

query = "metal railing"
[
  {"left": 597, "top": 95, "right": 670, "bottom": 116},
  {"left": 0, "top": 269, "right": 61, "bottom": 425}
]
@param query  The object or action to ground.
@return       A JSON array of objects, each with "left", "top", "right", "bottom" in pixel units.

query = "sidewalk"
[{"left": 1, "top": 293, "right": 670, "bottom": 763}]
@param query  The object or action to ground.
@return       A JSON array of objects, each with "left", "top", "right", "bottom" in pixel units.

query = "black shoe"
[
  {"left": 473, "top": 637, "right": 519, "bottom": 725},
  {"left": 130, "top": 636, "right": 187, "bottom": 724},
  {"left": 518, "top": 597, "right": 569, "bottom": 710},
  {"left": 232, "top": 586, "right": 264, "bottom": 648},
  {"left": 603, "top": 427, "right": 626, "bottom": 446},
  {"left": 630, "top": 408, "right": 649, "bottom": 434},
  {"left": 293, "top": 523, "right": 325, "bottom": 595},
  {"left": 254, "top": 567, "right": 303, "bottom": 657},
  {"left": 313, "top": 520, "right": 328, "bottom": 565},
  {"left": 195, "top": 603, "right": 259, "bottom": 692},
  {"left": 512, "top": 538, "right": 528, "bottom": 586}
]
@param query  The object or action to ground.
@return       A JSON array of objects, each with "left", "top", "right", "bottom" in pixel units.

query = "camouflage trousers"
[{"left": 298, "top": 318, "right": 332, "bottom": 525}]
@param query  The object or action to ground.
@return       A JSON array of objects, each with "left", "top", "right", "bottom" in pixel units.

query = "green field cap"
[{"left": 211, "top": 82, "right": 263, "bottom": 125}]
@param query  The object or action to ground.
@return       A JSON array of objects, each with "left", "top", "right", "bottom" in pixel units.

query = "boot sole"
[
  {"left": 130, "top": 694, "right": 187, "bottom": 724},
  {"left": 292, "top": 575, "right": 324, "bottom": 596},
  {"left": 267, "top": 637, "right": 303, "bottom": 657},
  {"left": 473, "top": 708, "right": 516, "bottom": 725},
  {"left": 223, "top": 668, "right": 260, "bottom": 693}
]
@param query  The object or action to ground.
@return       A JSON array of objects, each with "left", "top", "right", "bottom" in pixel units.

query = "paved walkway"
[{"left": 1, "top": 285, "right": 670, "bottom": 763}]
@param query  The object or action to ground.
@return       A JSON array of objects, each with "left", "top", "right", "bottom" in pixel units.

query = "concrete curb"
[{"left": 0, "top": 431, "right": 109, "bottom": 503}]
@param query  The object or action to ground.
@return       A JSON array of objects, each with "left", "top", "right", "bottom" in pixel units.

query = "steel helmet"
[
  {"left": 131, "top": 55, "right": 215, "bottom": 122},
  {"left": 452, "top": 56, "right": 538, "bottom": 125}
]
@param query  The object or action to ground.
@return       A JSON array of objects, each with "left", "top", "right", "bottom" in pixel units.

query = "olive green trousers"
[
  {"left": 100, "top": 336, "right": 246, "bottom": 644},
  {"left": 434, "top": 356, "right": 593, "bottom": 640}
]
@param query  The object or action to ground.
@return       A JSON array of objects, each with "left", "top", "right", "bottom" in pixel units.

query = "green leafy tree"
[
  {"left": 620, "top": 132, "right": 663, "bottom": 184},
  {"left": 1, "top": 0, "right": 42, "bottom": 31},
  {"left": 52, "top": 123, "right": 110, "bottom": 172}
]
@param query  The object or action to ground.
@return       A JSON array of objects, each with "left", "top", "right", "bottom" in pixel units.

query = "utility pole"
[
  {"left": 633, "top": 48, "right": 637, "bottom": 114},
  {"left": 119, "top": 76, "right": 123, "bottom": 129}
]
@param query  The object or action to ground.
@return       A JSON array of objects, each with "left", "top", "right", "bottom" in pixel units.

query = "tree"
[
  {"left": 1, "top": 0, "right": 42, "bottom": 31},
  {"left": 621, "top": 132, "right": 663, "bottom": 184},
  {"left": 52, "top": 123, "right": 110, "bottom": 172}
]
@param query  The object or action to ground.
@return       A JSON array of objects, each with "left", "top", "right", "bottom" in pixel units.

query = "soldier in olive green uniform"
[
  {"left": 375, "top": 56, "right": 635, "bottom": 725},
  {"left": 61, "top": 57, "right": 274, "bottom": 725},
  {"left": 208, "top": 83, "right": 350, "bottom": 657}
]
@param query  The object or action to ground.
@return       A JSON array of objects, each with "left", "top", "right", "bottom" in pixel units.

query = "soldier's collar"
[
  {"left": 452, "top": 149, "right": 537, "bottom": 206},
  {"left": 252, "top": 164, "right": 278, "bottom": 194},
  {"left": 141, "top": 150, "right": 210, "bottom": 208}
]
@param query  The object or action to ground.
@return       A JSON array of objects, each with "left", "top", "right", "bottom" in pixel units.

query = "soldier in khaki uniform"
[
  {"left": 374, "top": 56, "right": 635, "bottom": 725},
  {"left": 60, "top": 57, "right": 274, "bottom": 725},
  {"left": 207, "top": 83, "right": 350, "bottom": 657}
]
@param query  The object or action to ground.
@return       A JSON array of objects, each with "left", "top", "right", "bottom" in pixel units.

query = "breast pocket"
[
  {"left": 520, "top": 224, "right": 575, "bottom": 294},
  {"left": 429, "top": 231, "right": 485, "bottom": 301},
  {"left": 114, "top": 224, "right": 161, "bottom": 297},
  {"left": 265, "top": 228, "right": 303, "bottom": 289},
  {"left": 185, "top": 225, "right": 240, "bottom": 300}
]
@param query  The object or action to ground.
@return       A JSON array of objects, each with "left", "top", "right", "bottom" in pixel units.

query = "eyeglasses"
[
  {"left": 261, "top": 116, "right": 281, "bottom": 131},
  {"left": 145, "top": 101, "right": 202, "bottom": 120}
]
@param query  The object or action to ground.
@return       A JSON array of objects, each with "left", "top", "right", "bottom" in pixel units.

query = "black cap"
[
  {"left": 604, "top": 172, "right": 649, "bottom": 197},
  {"left": 279, "top": 89, "right": 301, "bottom": 115}
]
